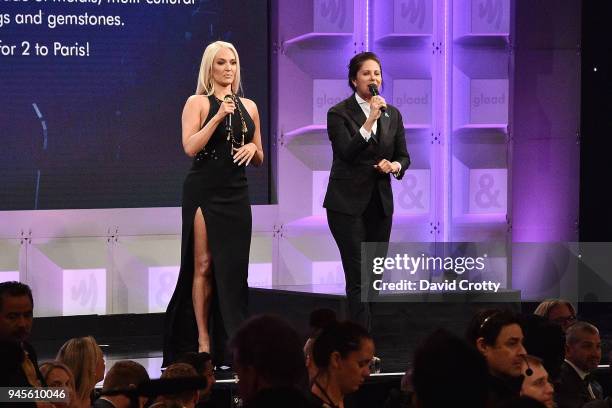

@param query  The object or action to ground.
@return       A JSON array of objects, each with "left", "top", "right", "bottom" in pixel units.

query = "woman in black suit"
[{"left": 323, "top": 52, "right": 410, "bottom": 331}]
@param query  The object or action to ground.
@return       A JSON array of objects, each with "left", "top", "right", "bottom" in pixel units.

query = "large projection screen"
[{"left": 0, "top": 0, "right": 270, "bottom": 210}]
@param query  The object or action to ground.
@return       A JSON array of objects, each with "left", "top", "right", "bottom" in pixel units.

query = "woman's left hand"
[
  {"left": 374, "top": 159, "right": 400, "bottom": 174},
  {"left": 233, "top": 142, "right": 258, "bottom": 166}
]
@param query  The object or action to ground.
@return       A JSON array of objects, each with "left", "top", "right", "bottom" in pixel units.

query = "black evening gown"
[{"left": 163, "top": 95, "right": 254, "bottom": 366}]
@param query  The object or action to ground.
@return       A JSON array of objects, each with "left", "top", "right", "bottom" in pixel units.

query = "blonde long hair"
[
  {"left": 56, "top": 336, "right": 103, "bottom": 403},
  {"left": 40, "top": 361, "right": 77, "bottom": 408},
  {"left": 195, "top": 41, "right": 242, "bottom": 96}
]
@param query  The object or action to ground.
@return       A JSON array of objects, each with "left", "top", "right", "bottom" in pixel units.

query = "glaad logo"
[
  {"left": 71, "top": 274, "right": 97, "bottom": 310},
  {"left": 401, "top": 0, "right": 426, "bottom": 29},
  {"left": 472, "top": 92, "right": 505, "bottom": 108},
  {"left": 316, "top": 93, "right": 344, "bottom": 108},
  {"left": 319, "top": 0, "right": 346, "bottom": 30},
  {"left": 395, "top": 92, "right": 429, "bottom": 107},
  {"left": 478, "top": 0, "right": 503, "bottom": 30}
]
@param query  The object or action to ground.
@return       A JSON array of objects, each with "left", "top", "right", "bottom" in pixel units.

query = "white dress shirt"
[
  {"left": 354, "top": 93, "right": 402, "bottom": 176},
  {"left": 565, "top": 359, "right": 597, "bottom": 400},
  {"left": 356, "top": 92, "right": 377, "bottom": 140}
]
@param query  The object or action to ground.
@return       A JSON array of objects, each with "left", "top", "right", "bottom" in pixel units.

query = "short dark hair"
[
  {"left": 102, "top": 360, "right": 149, "bottom": 391},
  {"left": 0, "top": 281, "right": 33, "bottom": 312},
  {"left": 348, "top": 52, "right": 382, "bottom": 92},
  {"left": 230, "top": 315, "right": 306, "bottom": 388},
  {"left": 175, "top": 352, "right": 212, "bottom": 376},
  {"left": 311, "top": 320, "right": 372, "bottom": 369},
  {"left": 161, "top": 363, "right": 199, "bottom": 403},
  {"left": 465, "top": 309, "right": 522, "bottom": 346},
  {"left": 309, "top": 308, "right": 337, "bottom": 333},
  {"left": 413, "top": 329, "right": 489, "bottom": 408},
  {"left": 520, "top": 314, "right": 565, "bottom": 380}
]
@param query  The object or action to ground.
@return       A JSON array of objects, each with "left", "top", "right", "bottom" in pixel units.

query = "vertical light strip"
[
  {"left": 442, "top": 0, "right": 451, "bottom": 242},
  {"left": 364, "top": 0, "right": 370, "bottom": 50}
]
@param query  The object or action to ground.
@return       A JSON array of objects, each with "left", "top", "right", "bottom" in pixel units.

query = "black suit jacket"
[
  {"left": 0, "top": 340, "right": 45, "bottom": 408},
  {"left": 556, "top": 361, "right": 603, "bottom": 408},
  {"left": 323, "top": 95, "right": 410, "bottom": 217}
]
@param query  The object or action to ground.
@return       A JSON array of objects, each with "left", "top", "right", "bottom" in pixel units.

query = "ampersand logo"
[
  {"left": 474, "top": 173, "right": 501, "bottom": 209},
  {"left": 155, "top": 271, "right": 175, "bottom": 308},
  {"left": 398, "top": 174, "right": 425, "bottom": 210}
]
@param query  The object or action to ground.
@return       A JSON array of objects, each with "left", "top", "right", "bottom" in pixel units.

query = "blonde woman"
[
  {"left": 163, "top": 41, "right": 264, "bottom": 368},
  {"left": 39, "top": 361, "right": 78, "bottom": 408},
  {"left": 534, "top": 298, "right": 577, "bottom": 332},
  {"left": 56, "top": 336, "right": 105, "bottom": 408}
]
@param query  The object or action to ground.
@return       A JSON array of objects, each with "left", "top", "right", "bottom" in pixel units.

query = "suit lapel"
[
  {"left": 379, "top": 110, "right": 390, "bottom": 146},
  {"left": 346, "top": 94, "right": 367, "bottom": 129}
]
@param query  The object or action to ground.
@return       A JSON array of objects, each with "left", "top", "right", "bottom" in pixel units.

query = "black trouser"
[{"left": 326, "top": 189, "right": 392, "bottom": 332}]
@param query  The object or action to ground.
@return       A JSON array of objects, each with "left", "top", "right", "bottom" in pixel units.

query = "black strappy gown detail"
[{"left": 163, "top": 95, "right": 254, "bottom": 366}]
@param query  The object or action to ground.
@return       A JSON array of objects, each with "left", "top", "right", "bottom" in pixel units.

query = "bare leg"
[{"left": 192, "top": 207, "right": 213, "bottom": 353}]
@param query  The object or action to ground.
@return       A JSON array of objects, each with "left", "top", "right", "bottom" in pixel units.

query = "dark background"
[
  {"left": 0, "top": 0, "right": 270, "bottom": 210},
  {"left": 580, "top": 1, "right": 612, "bottom": 241}
]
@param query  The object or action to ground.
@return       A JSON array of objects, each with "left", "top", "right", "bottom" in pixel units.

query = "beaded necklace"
[{"left": 215, "top": 94, "right": 247, "bottom": 155}]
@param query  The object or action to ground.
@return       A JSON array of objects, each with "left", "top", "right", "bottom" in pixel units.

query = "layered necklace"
[{"left": 216, "top": 94, "right": 247, "bottom": 155}]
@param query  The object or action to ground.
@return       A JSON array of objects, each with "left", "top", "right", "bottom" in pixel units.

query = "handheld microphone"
[
  {"left": 224, "top": 94, "right": 233, "bottom": 134},
  {"left": 367, "top": 84, "right": 386, "bottom": 113}
]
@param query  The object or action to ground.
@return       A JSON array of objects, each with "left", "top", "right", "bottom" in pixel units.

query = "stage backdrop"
[{"left": 0, "top": 0, "right": 270, "bottom": 210}]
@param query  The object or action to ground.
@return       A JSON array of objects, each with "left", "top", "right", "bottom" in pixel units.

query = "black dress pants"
[{"left": 326, "top": 188, "right": 392, "bottom": 332}]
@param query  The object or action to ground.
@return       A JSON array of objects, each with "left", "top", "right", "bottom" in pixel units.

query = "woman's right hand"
[
  {"left": 215, "top": 96, "right": 236, "bottom": 120},
  {"left": 368, "top": 95, "right": 387, "bottom": 121},
  {"left": 363, "top": 95, "right": 386, "bottom": 133}
]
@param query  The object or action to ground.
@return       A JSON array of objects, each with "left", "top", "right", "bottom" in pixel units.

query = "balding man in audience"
[
  {"left": 555, "top": 322, "right": 603, "bottom": 408},
  {"left": 94, "top": 360, "right": 150, "bottom": 408}
]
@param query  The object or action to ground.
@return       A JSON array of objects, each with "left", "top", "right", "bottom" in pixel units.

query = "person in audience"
[
  {"left": 521, "top": 313, "right": 566, "bottom": 381},
  {"left": 40, "top": 361, "right": 77, "bottom": 408},
  {"left": 93, "top": 360, "right": 150, "bottom": 408},
  {"left": 57, "top": 336, "right": 106, "bottom": 408},
  {"left": 555, "top": 321, "right": 603, "bottom": 408},
  {"left": 410, "top": 329, "right": 489, "bottom": 408},
  {"left": 520, "top": 355, "right": 555, "bottom": 408},
  {"left": 230, "top": 314, "right": 312, "bottom": 407},
  {"left": 466, "top": 309, "right": 528, "bottom": 406},
  {"left": 534, "top": 299, "right": 577, "bottom": 332},
  {"left": 175, "top": 352, "right": 216, "bottom": 406},
  {"left": 304, "top": 309, "right": 338, "bottom": 382},
  {"left": 0, "top": 281, "right": 45, "bottom": 388},
  {"left": 149, "top": 402, "right": 183, "bottom": 408},
  {"left": 310, "top": 320, "right": 374, "bottom": 408},
  {"left": 157, "top": 363, "right": 200, "bottom": 408},
  {"left": 498, "top": 396, "right": 549, "bottom": 408}
]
